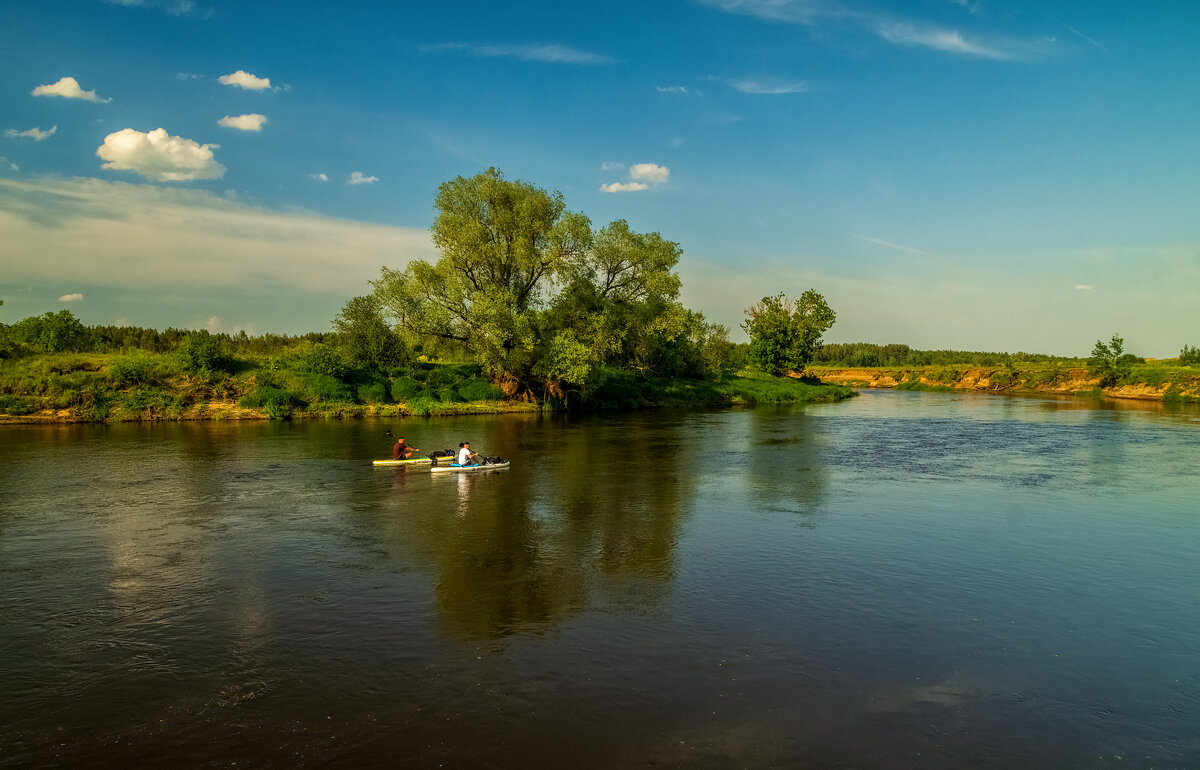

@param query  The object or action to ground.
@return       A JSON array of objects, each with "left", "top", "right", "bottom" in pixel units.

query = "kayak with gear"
[
  {"left": 372, "top": 449, "right": 455, "bottom": 467},
  {"left": 430, "top": 456, "right": 510, "bottom": 473}
]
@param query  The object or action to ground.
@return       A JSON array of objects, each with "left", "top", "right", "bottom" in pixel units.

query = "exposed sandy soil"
[{"left": 810, "top": 366, "right": 1199, "bottom": 401}]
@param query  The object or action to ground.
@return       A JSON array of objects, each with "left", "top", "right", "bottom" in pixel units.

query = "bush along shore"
[
  {"left": 0, "top": 351, "right": 854, "bottom": 424},
  {"left": 808, "top": 363, "right": 1200, "bottom": 403}
]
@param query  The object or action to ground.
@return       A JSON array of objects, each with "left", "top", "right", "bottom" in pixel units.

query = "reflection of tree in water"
[
  {"left": 390, "top": 414, "right": 694, "bottom": 641},
  {"left": 743, "top": 407, "right": 828, "bottom": 520}
]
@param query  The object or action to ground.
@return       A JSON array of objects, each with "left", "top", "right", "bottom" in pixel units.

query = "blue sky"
[{"left": 2, "top": 0, "right": 1197, "bottom": 356}]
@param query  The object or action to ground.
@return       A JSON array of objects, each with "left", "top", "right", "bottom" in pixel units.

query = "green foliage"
[
  {"left": 1088, "top": 334, "right": 1133, "bottom": 387},
  {"left": 177, "top": 330, "right": 232, "bottom": 376},
  {"left": 456, "top": 377, "right": 504, "bottom": 401},
  {"left": 741, "top": 290, "right": 836, "bottom": 376},
  {"left": 11, "top": 310, "right": 88, "bottom": 353},
  {"left": 239, "top": 386, "right": 303, "bottom": 419},
  {"left": 297, "top": 342, "right": 351, "bottom": 379},
  {"left": 1179, "top": 345, "right": 1200, "bottom": 366},
  {"left": 357, "top": 382, "right": 390, "bottom": 404},
  {"left": 390, "top": 375, "right": 426, "bottom": 401},
  {"left": 333, "top": 295, "right": 407, "bottom": 373}
]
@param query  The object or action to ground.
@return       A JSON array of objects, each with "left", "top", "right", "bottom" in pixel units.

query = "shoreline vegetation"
[{"left": 0, "top": 350, "right": 853, "bottom": 424}]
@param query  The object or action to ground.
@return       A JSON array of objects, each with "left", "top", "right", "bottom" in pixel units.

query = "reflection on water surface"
[{"left": 1, "top": 392, "right": 1199, "bottom": 767}]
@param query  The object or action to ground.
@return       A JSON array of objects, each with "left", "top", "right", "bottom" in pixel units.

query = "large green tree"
[
  {"left": 373, "top": 168, "right": 590, "bottom": 392},
  {"left": 741, "top": 291, "right": 836, "bottom": 376}
]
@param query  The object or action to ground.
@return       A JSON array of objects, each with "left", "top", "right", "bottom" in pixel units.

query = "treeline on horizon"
[{"left": 6, "top": 310, "right": 1180, "bottom": 368}]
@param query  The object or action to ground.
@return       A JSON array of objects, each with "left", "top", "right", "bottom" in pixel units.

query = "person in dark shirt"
[{"left": 393, "top": 437, "right": 416, "bottom": 460}]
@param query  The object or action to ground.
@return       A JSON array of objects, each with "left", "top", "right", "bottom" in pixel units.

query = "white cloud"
[
  {"left": 0, "top": 176, "right": 436, "bottom": 299},
  {"left": 177, "top": 72, "right": 204, "bottom": 80},
  {"left": 630, "top": 163, "right": 670, "bottom": 183},
  {"left": 96, "top": 128, "right": 226, "bottom": 182},
  {"left": 728, "top": 78, "right": 809, "bottom": 94},
  {"left": 347, "top": 171, "right": 378, "bottom": 185},
  {"left": 1075, "top": 284, "right": 1093, "bottom": 291},
  {"left": 0, "top": 157, "right": 16, "bottom": 172},
  {"left": 5, "top": 126, "right": 58, "bottom": 141},
  {"left": 601, "top": 163, "right": 670, "bottom": 192},
  {"left": 218, "top": 70, "right": 273, "bottom": 91},
  {"left": 59, "top": 293, "right": 84, "bottom": 302},
  {"left": 601, "top": 162, "right": 626, "bottom": 171},
  {"left": 218, "top": 113, "right": 268, "bottom": 131},
  {"left": 425, "top": 42, "right": 616, "bottom": 64},
  {"left": 657, "top": 85, "right": 690, "bottom": 94},
  {"left": 309, "top": 173, "right": 328, "bottom": 182},
  {"left": 32, "top": 76, "right": 111, "bottom": 103},
  {"left": 872, "top": 22, "right": 1011, "bottom": 59}
]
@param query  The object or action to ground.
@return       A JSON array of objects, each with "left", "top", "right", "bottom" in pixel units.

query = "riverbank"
[
  {"left": 0, "top": 353, "right": 853, "bottom": 424},
  {"left": 808, "top": 363, "right": 1200, "bottom": 402}
]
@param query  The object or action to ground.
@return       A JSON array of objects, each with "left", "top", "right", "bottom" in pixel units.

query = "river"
[{"left": 2, "top": 390, "right": 1198, "bottom": 768}]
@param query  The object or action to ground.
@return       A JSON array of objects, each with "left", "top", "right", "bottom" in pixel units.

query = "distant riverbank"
[{"left": 809, "top": 364, "right": 1200, "bottom": 402}]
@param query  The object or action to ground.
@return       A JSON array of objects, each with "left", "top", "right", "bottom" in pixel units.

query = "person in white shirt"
[{"left": 456, "top": 441, "right": 479, "bottom": 466}]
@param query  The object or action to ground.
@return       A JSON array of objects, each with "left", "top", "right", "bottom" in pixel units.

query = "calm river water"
[{"left": 2, "top": 390, "right": 1199, "bottom": 768}]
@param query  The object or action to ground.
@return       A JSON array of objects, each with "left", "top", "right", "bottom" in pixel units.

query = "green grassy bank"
[{"left": 0, "top": 351, "right": 853, "bottom": 424}]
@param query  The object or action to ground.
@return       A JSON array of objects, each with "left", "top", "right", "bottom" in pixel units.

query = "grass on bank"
[{"left": 0, "top": 351, "right": 854, "bottom": 423}]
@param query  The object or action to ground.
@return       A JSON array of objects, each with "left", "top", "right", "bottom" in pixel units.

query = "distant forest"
[{"left": 0, "top": 309, "right": 1080, "bottom": 368}]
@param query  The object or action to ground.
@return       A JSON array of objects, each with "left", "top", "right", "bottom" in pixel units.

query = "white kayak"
[
  {"left": 430, "top": 460, "right": 510, "bottom": 473},
  {"left": 372, "top": 457, "right": 432, "bottom": 466}
]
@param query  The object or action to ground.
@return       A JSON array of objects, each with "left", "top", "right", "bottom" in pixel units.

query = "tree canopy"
[
  {"left": 372, "top": 167, "right": 733, "bottom": 396},
  {"left": 741, "top": 291, "right": 836, "bottom": 376}
]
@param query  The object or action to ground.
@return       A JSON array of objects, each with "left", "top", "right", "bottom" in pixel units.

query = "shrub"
[
  {"left": 177, "top": 331, "right": 232, "bottom": 376},
  {"left": 457, "top": 377, "right": 504, "bottom": 401},
  {"left": 357, "top": 382, "right": 390, "bottom": 404},
  {"left": 1180, "top": 345, "right": 1200, "bottom": 366},
  {"left": 390, "top": 375, "right": 425, "bottom": 400},
  {"left": 239, "top": 386, "right": 304, "bottom": 419}
]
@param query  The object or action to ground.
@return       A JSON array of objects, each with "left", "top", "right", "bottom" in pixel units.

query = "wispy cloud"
[
  {"left": 218, "top": 113, "right": 267, "bottom": 131},
  {"left": 699, "top": 0, "right": 1024, "bottom": 60},
  {"left": 105, "top": 0, "right": 214, "bottom": 18},
  {"left": 0, "top": 157, "right": 17, "bottom": 172},
  {"left": 424, "top": 42, "right": 617, "bottom": 64},
  {"left": 59, "top": 293, "right": 84, "bottom": 302},
  {"left": 600, "top": 182, "right": 648, "bottom": 193},
  {"left": 727, "top": 78, "right": 809, "bottom": 94},
  {"left": 96, "top": 128, "right": 225, "bottom": 182},
  {"left": 852, "top": 234, "right": 939, "bottom": 258},
  {"left": 347, "top": 171, "right": 378, "bottom": 185},
  {"left": 32, "top": 76, "right": 111, "bottom": 103},
  {"left": 309, "top": 172, "right": 328, "bottom": 182},
  {"left": 1074, "top": 284, "right": 1093, "bottom": 291},
  {"left": 0, "top": 177, "right": 435, "bottom": 298},
  {"left": 6, "top": 125, "right": 58, "bottom": 141},
  {"left": 657, "top": 85, "right": 692, "bottom": 94},
  {"left": 696, "top": 0, "right": 832, "bottom": 25},
  {"left": 873, "top": 21, "right": 1011, "bottom": 59},
  {"left": 1063, "top": 24, "right": 1109, "bottom": 53}
]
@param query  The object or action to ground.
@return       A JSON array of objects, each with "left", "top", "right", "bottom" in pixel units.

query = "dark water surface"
[{"left": 2, "top": 391, "right": 1199, "bottom": 768}]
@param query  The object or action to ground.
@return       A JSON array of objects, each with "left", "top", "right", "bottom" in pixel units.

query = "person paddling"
[
  {"left": 393, "top": 436, "right": 416, "bottom": 460},
  {"left": 456, "top": 441, "right": 480, "bottom": 467}
]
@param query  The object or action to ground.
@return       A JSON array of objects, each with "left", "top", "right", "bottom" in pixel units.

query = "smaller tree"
[
  {"left": 1179, "top": 345, "right": 1200, "bottom": 366},
  {"left": 333, "top": 295, "right": 408, "bottom": 373},
  {"left": 741, "top": 290, "right": 836, "bottom": 376},
  {"left": 1088, "top": 334, "right": 1134, "bottom": 387},
  {"left": 177, "top": 330, "right": 232, "bottom": 376}
]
